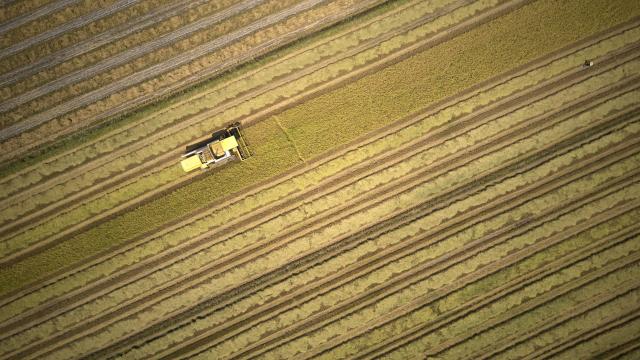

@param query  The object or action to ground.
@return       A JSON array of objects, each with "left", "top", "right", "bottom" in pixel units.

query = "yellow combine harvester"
[{"left": 180, "top": 122, "right": 251, "bottom": 173}]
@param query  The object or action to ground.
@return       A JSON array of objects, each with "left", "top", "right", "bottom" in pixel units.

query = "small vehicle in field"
[{"left": 180, "top": 122, "right": 251, "bottom": 173}]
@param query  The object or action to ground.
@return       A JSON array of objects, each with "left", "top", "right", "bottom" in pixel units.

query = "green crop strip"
[{"left": 0, "top": 0, "right": 637, "bottom": 296}]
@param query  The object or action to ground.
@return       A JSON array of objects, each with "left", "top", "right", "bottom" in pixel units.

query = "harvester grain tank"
[{"left": 180, "top": 122, "right": 251, "bottom": 172}]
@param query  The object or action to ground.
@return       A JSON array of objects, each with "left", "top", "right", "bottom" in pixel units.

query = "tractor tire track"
[
  {"left": 0, "top": 0, "right": 213, "bottom": 88},
  {"left": 0, "top": 0, "right": 468, "bottom": 259},
  {"left": 152, "top": 157, "right": 640, "bottom": 360},
  {"left": 0, "top": 0, "right": 377, "bottom": 146},
  {"left": 0, "top": 0, "right": 142, "bottom": 62},
  {"left": 1, "top": 64, "right": 636, "bottom": 344},
  {"left": 517, "top": 310, "right": 640, "bottom": 360},
  {"left": 3, "top": 66, "right": 632, "bottom": 344},
  {"left": 0, "top": 0, "right": 81, "bottom": 36},
  {"left": 0, "top": 0, "right": 521, "bottom": 164},
  {"left": 1, "top": 18, "right": 634, "bottom": 273},
  {"left": 355, "top": 216, "right": 640, "bottom": 360},
  {"left": 424, "top": 263, "right": 640, "bottom": 359},
  {"left": 66, "top": 104, "right": 640, "bottom": 360},
  {"left": 4, "top": 0, "right": 630, "bottom": 200},
  {"left": 597, "top": 334, "right": 640, "bottom": 360},
  {"left": 0, "top": 0, "right": 263, "bottom": 113},
  {"left": 217, "top": 132, "right": 640, "bottom": 360}
]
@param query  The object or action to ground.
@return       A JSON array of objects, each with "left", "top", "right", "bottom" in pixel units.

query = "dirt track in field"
[
  {"left": 0, "top": 23, "right": 632, "bottom": 352},
  {"left": 8, "top": 63, "right": 639, "bottom": 359}
]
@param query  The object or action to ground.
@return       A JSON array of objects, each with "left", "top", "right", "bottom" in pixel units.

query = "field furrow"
[
  {"left": 0, "top": 0, "right": 265, "bottom": 114},
  {"left": 427, "top": 257, "right": 640, "bottom": 359},
  {"left": 596, "top": 333, "right": 640, "bottom": 360},
  {"left": 0, "top": 0, "right": 386, "bottom": 152},
  {"left": 0, "top": 0, "right": 468, "bottom": 256},
  {"left": 145, "top": 160, "right": 640, "bottom": 359},
  {"left": 1, "top": 51, "right": 634, "bottom": 344},
  {"left": 315, "top": 220, "right": 640, "bottom": 360},
  {"left": 0, "top": 20, "right": 636, "bottom": 282},
  {"left": 0, "top": 0, "right": 225, "bottom": 89},
  {"left": 513, "top": 310, "right": 640, "bottom": 360},
  {"left": 0, "top": 0, "right": 138, "bottom": 62},
  {"left": 0, "top": 0, "right": 76, "bottom": 34},
  {"left": 424, "top": 264, "right": 640, "bottom": 360},
  {"left": 354, "top": 212, "right": 640, "bottom": 360},
  {"left": 21, "top": 96, "right": 640, "bottom": 360},
  {"left": 210, "top": 203, "right": 640, "bottom": 359}
]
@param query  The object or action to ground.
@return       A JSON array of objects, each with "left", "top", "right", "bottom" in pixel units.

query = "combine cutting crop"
[{"left": 180, "top": 122, "right": 251, "bottom": 173}]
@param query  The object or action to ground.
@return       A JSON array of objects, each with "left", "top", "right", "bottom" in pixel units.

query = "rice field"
[{"left": 0, "top": 0, "right": 639, "bottom": 358}]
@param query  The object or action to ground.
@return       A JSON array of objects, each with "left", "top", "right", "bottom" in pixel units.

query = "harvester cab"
[{"left": 180, "top": 122, "right": 251, "bottom": 173}]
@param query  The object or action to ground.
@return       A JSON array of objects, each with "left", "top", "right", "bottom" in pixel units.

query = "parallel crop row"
[
  {"left": 0, "top": 0, "right": 385, "bottom": 160},
  {"left": 122, "top": 150, "right": 640, "bottom": 359},
  {"left": 180, "top": 177, "right": 633, "bottom": 357},
  {"left": 12, "top": 94, "right": 638, "bottom": 359},
  {"left": 0, "top": 0, "right": 233, "bottom": 92},
  {"left": 0, "top": 0, "right": 468, "bottom": 202},
  {"left": 1, "top": 34, "right": 636, "bottom": 325},
  {"left": 0, "top": 0, "right": 503, "bottom": 262}
]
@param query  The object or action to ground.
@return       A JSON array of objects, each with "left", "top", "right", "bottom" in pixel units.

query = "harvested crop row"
[
  {"left": 494, "top": 299, "right": 640, "bottom": 359},
  {"left": 1, "top": 48, "right": 632, "bottom": 329},
  {"left": 552, "top": 316, "right": 640, "bottom": 360},
  {"left": 312, "top": 188, "right": 640, "bottom": 360},
  {"left": 1, "top": 3, "right": 636, "bottom": 258},
  {"left": 0, "top": 0, "right": 122, "bottom": 51},
  {"left": 0, "top": 0, "right": 456, "bottom": 240},
  {"left": 0, "top": 0, "right": 59, "bottom": 27},
  {"left": 186, "top": 201, "right": 640, "bottom": 358},
  {"left": 0, "top": 38, "right": 636, "bottom": 327},
  {"left": 388, "top": 257, "right": 640, "bottom": 360},
  {"left": 0, "top": 0, "right": 234, "bottom": 85},
  {"left": 190, "top": 129, "right": 640, "bottom": 360},
  {"left": 0, "top": 0, "right": 634, "bottom": 309},
  {"left": 294, "top": 219, "right": 640, "bottom": 360},
  {"left": 0, "top": 0, "right": 299, "bottom": 118},
  {"left": 121, "top": 155, "right": 640, "bottom": 358},
  {"left": 0, "top": 0, "right": 383, "bottom": 152},
  {"left": 0, "top": 0, "right": 438, "bottom": 201},
  {"left": 16, "top": 102, "right": 638, "bottom": 360},
  {"left": 429, "top": 256, "right": 640, "bottom": 359}
]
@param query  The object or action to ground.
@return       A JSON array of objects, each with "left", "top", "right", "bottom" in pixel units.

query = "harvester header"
[{"left": 180, "top": 122, "right": 251, "bottom": 173}]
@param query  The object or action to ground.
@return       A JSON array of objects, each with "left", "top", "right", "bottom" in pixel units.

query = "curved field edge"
[{"left": 0, "top": 0, "right": 637, "bottom": 298}]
